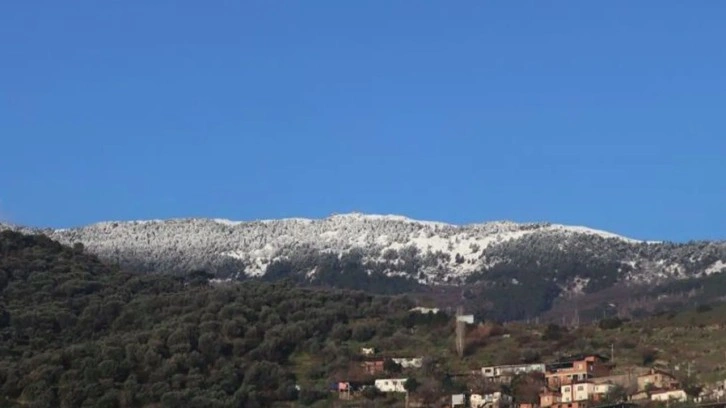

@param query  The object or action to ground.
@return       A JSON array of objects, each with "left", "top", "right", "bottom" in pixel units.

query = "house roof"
[
  {"left": 637, "top": 368, "right": 677, "bottom": 379},
  {"left": 558, "top": 353, "right": 611, "bottom": 363}
]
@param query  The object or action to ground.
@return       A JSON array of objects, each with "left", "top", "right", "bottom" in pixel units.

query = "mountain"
[
  {"left": 4, "top": 227, "right": 726, "bottom": 407},
  {"left": 3, "top": 213, "right": 725, "bottom": 320}
]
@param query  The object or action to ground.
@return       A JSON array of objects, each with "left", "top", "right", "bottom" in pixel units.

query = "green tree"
[{"left": 405, "top": 378, "right": 420, "bottom": 393}]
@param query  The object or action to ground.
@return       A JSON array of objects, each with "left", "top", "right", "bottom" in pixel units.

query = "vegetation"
[
  {"left": 2, "top": 230, "right": 726, "bottom": 407},
  {"left": 0, "top": 231, "right": 436, "bottom": 407}
]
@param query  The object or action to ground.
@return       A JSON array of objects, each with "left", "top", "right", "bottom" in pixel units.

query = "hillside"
[
  {"left": 0, "top": 230, "right": 422, "bottom": 407},
  {"left": 2, "top": 231, "right": 726, "bottom": 407},
  {"left": 3, "top": 213, "right": 725, "bottom": 321}
]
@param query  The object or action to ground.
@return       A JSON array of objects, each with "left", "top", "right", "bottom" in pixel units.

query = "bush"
[
  {"left": 640, "top": 347, "right": 659, "bottom": 366},
  {"left": 696, "top": 304, "right": 713, "bottom": 313},
  {"left": 598, "top": 317, "right": 623, "bottom": 330},
  {"left": 542, "top": 324, "right": 565, "bottom": 341}
]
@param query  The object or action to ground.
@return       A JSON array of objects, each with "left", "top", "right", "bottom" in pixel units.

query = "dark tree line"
[{"left": 0, "top": 231, "right": 432, "bottom": 407}]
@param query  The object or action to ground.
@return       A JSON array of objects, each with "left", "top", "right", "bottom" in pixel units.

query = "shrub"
[{"left": 598, "top": 317, "right": 623, "bottom": 330}]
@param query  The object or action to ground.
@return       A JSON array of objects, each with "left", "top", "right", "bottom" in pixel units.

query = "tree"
[
  {"left": 383, "top": 359, "right": 402, "bottom": 374},
  {"left": 602, "top": 385, "right": 628, "bottom": 404},
  {"left": 599, "top": 317, "right": 623, "bottom": 330},
  {"left": 510, "top": 373, "right": 544, "bottom": 404},
  {"left": 405, "top": 378, "right": 420, "bottom": 393},
  {"left": 681, "top": 377, "right": 703, "bottom": 399},
  {"left": 542, "top": 324, "right": 565, "bottom": 341},
  {"left": 361, "top": 387, "right": 382, "bottom": 400},
  {"left": 640, "top": 347, "right": 659, "bottom": 366}
]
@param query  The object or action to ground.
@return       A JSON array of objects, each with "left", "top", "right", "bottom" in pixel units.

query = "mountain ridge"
[
  {"left": 2, "top": 213, "right": 724, "bottom": 320},
  {"left": 35, "top": 212, "right": 651, "bottom": 240}
]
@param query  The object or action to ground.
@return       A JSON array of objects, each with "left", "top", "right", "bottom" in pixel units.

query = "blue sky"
[{"left": 1, "top": 1, "right": 724, "bottom": 241}]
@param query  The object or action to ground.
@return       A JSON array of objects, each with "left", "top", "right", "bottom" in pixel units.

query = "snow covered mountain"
[{"left": 4, "top": 213, "right": 725, "bottom": 320}]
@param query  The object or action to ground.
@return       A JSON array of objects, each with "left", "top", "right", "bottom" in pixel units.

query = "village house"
[
  {"left": 545, "top": 354, "right": 612, "bottom": 389},
  {"left": 456, "top": 314, "right": 475, "bottom": 324},
  {"left": 392, "top": 357, "right": 423, "bottom": 369},
  {"left": 650, "top": 389, "right": 688, "bottom": 402},
  {"left": 335, "top": 381, "right": 370, "bottom": 400},
  {"left": 591, "top": 372, "right": 639, "bottom": 392},
  {"left": 637, "top": 368, "right": 679, "bottom": 392},
  {"left": 470, "top": 391, "right": 513, "bottom": 408},
  {"left": 560, "top": 382, "right": 614, "bottom": 403},
  {"left": 360, "top": 347, "right": 376, "bottom": 356},
  {"left": 410, "top": 307, "right": 440, "bottom": 314},
  {"left": 482, "top": 363, "right": 546, "bottom": 383},
  {"left": 374, "top": 378, "right": 408, "bottom": 393},
  {"left": 696, "top": 379, "right": 726, "bottom": 402},
  {"left": 452, "top": 393, "right": 466, "bottom": 407},
  {"left": 540, "top": 388, "right": 561, "bottom": 408},
  {"left": 361, "top": 359, "right": 385, "bottom": 375}
]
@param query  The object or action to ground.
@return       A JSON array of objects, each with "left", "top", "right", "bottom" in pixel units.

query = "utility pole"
[
  {"left": 456, "top": 306, "right": 465, "bottom": 358},
  {"left": 573, "top": 304, "right": 580, "bottom": 329}
]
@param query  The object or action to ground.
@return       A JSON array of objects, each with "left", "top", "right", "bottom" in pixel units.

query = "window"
[{"left": 577, "top": 386, "right": 584, "bottom": 391}]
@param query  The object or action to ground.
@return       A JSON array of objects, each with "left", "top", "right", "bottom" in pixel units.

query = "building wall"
[
  {"left": 561, "top": 383, "right": 613, "bottom": 402},
  {"left": 546, "top": 357, "right": 611, "bottom": 388},
  {"left": 410, "top": 307, "right": 440, "bottom": 314},
  {"left": 592, "top": 373, "right": 637, "bottom": 391},
  {"left": 457, "top": 314, "right": 475, "bottom": 324},
  {"left": 471, "top": 392, "right": 511, "bottom": 408},
  {"left": 483, "top": 364, "right": 546, "bottom": 378},
  {"left": 637, "top": 371, "right": 678, "bottom": 392},
  {"left": 392, "top": 358, "right": 423, "bottom": 368},
  {"left": 541, "top": 392, "right": 561, "bottom": 407},
  {"left": 651, "top": 390, "right": 687, "bottom": 402},
  {"left": 362, "top": 360, "right": 385, "bottom": 375},
  {"left": 374, "top": 378, "right": 407, "bottom": 393}
]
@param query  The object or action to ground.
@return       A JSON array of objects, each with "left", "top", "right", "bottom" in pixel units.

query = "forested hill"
[
  {"left": 0, "top": 230, "right": 433, "bottom": 407},
  {"left": 6, "top": 214, "right": 725, "bottom": 322},
  {"left": 3, "top": 230, "right": 726, "bottom": 407}
]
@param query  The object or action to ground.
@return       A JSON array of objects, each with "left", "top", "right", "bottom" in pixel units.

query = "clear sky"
[{"left": 1, "top": 1, "right": 724, "bottom": 241}]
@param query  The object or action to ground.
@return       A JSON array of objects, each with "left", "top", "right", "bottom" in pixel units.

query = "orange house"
[
  {"left": 540, "top": 389, "right": 561, "bottom": 408},
  {"left": 546, "top": 355, "right": 612, "bottom": 389},
  {"left": 361, "top": 359, "right": 385, "bottom": 375}
]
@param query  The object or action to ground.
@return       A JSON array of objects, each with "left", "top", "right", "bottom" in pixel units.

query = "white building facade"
[
  {"left": 374, "top": 378, "right": 408, "bottom": 393},
  {"left": 392, "top": 357, "right": 423, "bottom": 368}
]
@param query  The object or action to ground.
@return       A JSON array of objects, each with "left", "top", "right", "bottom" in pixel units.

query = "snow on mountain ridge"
[
  {"left": 85, "top": 213, "right": 640, "bottom": 242},
  {"left": 3, "top": 213, "right": 724, "bottom": 289},
  {"left": 25, "top": 213, "right": 650, "bottom": 282}
]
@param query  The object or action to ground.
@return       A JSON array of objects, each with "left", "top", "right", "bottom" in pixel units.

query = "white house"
[
  {"left": 561, "top": 382, "right": 614, "bottom": 402},
  {"left": 482, "top": 363, "right": 546, "bottom": 379},
  {"left": 697, "top": 380, "right": 726, "bottom": 402},
  {"left": 651, "top": 389, "right": 688, "bottom": 402},
  {"left": 410, "top": 307, "right": 440, "bottom": 314},
  {"left": 360, "top": 347, "right": 375, "bottom": 356},
  {"left": 392, "top": 357, "right": 423, "bottom": 368},
  {"left": 456, "top": 314, "right": 475, "bottom": 324},
  {"left": 375, "top": 378, "right": 408, "bottom": 393},
  {"left": 471, "top": 391, "right": 513, "bottom": 408},
  {"left": 452, "top": 394, "right": 465, "bottom": 407}
]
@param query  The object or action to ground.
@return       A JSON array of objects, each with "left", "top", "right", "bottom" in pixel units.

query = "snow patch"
[{"left": 705, "top": 260, "right": 726, "bottom": 276}]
